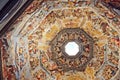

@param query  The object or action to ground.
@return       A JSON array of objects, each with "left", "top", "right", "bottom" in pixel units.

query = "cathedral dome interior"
[{"left": 0, "top": 0, "right": 120, "bottom": 80}]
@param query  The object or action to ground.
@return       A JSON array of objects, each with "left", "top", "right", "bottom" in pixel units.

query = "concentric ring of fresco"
[
  {"left": 50, "top": 28, "right": 94, "bottom": 72},
  {"left": 1, "top": 0, "right": 120, "bottom": 80}
]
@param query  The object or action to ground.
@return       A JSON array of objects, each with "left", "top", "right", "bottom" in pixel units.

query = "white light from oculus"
[{"left": 65, "top": 42, "right": 79, "bottom": 56}]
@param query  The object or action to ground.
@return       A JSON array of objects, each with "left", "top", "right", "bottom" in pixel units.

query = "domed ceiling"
[{"left": 0, "top": 0, "right": 120, "bottom": 80}]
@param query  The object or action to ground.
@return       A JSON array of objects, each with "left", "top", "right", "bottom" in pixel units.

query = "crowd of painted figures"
[
  {"left": 50, "top": 28, "right": 93, "bottom": 72},
  {"left": 0, "top": 0, "right": 120, "bottom": 80}
]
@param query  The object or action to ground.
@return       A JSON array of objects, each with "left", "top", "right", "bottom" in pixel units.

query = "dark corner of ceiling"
[
  {"left": 102, "top": 0, "right": 120, "bottom": 16},
  {"left": 0, "top": 0, "right": 34, "bottom": 37}
]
